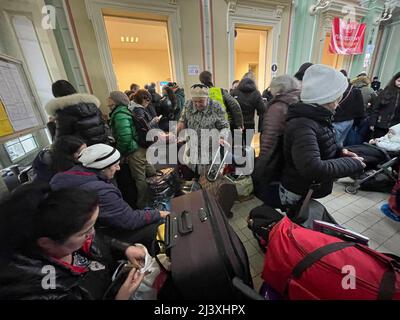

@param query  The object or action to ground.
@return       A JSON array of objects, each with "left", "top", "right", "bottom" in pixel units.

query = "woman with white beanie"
[
  {"left": 279, "top": 64, "right": 366, "bottom": 207},
  {"left": 50, "top": 143, "right": 169, "bottom": 254}
]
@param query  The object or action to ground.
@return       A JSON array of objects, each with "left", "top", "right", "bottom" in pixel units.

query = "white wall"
[
  {"left": 235, "top": 52, "right": 258, "bottom": 81},
  {"left": 110, "top": 48, "right": 172, "bottom": 91}
]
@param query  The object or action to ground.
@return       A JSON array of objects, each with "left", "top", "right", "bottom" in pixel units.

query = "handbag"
[{"left": 288, "top": 184, "right": 337, "bottom": 229}]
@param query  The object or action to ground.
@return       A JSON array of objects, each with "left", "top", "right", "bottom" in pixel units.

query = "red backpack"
[{"left": 262, "top": 217, "right": 400, "bottom": 300}]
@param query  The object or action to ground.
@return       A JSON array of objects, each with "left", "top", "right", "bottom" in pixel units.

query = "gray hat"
[
  {"left": 109, "top": 91, "right": 130, "bottom": 106},
  {"left": 301, "top": 64, "right": 348, "bottom": 105}
]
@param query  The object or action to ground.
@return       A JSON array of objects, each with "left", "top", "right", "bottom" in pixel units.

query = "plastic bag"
[{"left": 131, "top": 244, "right": 169, "bottom": 300}]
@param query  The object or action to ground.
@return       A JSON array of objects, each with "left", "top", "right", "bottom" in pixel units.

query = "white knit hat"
[
  {"left": 78, "top": 144, "right": 121, "bottom": 170},
  {"left": 301, "top": 64, "right": 349, "bottom": 105}
]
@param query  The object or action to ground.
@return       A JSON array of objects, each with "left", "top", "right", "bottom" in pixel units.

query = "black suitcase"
[{"left": 164, "top": 189, "right": 253, "bottom": 300}]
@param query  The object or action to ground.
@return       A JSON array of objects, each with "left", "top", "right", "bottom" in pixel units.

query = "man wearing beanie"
[
  {"left": 177, "top": 83, "right": 230, "bottom": 177},
  {"left": 50, "top": 143, "right": 169, "bottom": 253},
  {"left": 278, "top": 64, "right": 366, "bottom": 208}
]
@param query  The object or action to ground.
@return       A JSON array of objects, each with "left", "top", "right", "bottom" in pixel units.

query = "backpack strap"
[
  {"left": 291, "top": 242, "right": 355, "bottom": 279},
  {"left": 290, "top": 241, "right": 398, "bottom": 300}
]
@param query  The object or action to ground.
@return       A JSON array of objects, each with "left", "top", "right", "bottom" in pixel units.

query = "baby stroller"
[{"left": 343, "top": 143, "right": 399, "bottom": 194}]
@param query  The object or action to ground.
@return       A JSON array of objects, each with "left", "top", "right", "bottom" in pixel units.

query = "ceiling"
[
  {"left": 104, "top": 16, "right": 169, "bottom": 50},
  {"left": 235, "top": 28, "right": 267, "bottom": 53}
]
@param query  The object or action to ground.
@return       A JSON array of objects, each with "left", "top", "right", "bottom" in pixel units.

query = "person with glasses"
[{"left": 176, "top": 84, "right": 230, "bottom": 177}]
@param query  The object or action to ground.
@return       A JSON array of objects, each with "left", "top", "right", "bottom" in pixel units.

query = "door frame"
[
  {"left": 228, "top": 14, "right": 281, "bottom": 90},
  {"left": 84, "top": 0, "right": 184, "bottom": 91}
]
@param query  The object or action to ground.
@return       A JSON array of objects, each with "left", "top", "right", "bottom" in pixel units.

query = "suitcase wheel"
[{"left": 345, "top": 185, "right": 358, "bottom": 195}]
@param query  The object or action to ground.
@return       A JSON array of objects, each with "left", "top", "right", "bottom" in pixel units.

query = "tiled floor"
[{"left": 228, "top": 182, "right": 400, "bottom": 292}]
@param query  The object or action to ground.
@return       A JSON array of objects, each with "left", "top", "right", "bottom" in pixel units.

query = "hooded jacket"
[
  {"left": 45, "top": 93, "right": 108, "bottom": 146},
  {"left": 351, "top": 76, "right": 377, "bottom": 110},
  {"left": 50, "top": 165, "right": 161, "bottom": 231},
  {"left": 259, "top": 90, "right": 300, "bottom": 157},
  {"left": 333, "top": 84, "right": 365, "bottom": 122},
  {"left": 282, "top": 103, "right": 364, "bottom": 198},
  {"left": 232, "top": 78, "right": 265, "bottom": 128},
  {"left": 32, "top": 148, "right": 54, "bottom": 183}
]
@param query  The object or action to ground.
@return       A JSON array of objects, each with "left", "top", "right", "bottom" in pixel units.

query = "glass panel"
[
  {"left": 5, "top": 143, "right": 25, "bottom": 161},
  {"left": 5, "top": 138, "right": 20, "bottom": 146},
  {"left": 21, "top": 137, "right": 37, "bottom": 153},
  {"left": 19, "top": 133, "right": 33, "bottom": 140}
]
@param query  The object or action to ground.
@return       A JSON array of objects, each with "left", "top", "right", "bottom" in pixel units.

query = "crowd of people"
[{"left": 0, "top": 64, "right": 399, "bottom": 300}]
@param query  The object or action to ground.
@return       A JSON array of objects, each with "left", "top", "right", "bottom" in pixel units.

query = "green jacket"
[{"left": 109, "top": 105, "right": 139, "bottom": 156}]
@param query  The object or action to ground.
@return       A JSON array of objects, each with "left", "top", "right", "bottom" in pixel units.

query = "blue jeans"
[{"left": 333, "top": 120, "right": 354, "bottom": 148}]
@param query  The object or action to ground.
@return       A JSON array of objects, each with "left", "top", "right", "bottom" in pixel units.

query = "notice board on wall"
[{"left": 0, "top": 54, "right": 42, "bottom": 139}]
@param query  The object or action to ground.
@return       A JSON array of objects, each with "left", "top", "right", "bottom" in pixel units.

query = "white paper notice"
[
  {"left": 0, "top": 60, "right": 38, "bottom": 132},
  {"left": 188, "top": 65, "right": 200, "bottom": 76}
]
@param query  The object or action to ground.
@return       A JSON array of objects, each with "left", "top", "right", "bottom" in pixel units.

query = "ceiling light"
[{"left": 120, "top": 36, "right": 139, "bottom": 43}]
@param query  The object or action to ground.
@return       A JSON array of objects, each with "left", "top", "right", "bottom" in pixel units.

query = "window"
[
  {"left": 12, "top": 15, "right": 54, "bottom": 108},
  {"left": 5, "top": 134, "right": 37, "bottom": 161}
]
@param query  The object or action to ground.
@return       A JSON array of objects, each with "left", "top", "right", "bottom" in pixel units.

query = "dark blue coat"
[{"left": 50, "top": 165, "right": 160, "bottom": 231}]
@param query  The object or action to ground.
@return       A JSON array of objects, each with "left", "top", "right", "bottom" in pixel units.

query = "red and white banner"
[{"left": 329, "top": 17, "right": 366, "bottom": 55}]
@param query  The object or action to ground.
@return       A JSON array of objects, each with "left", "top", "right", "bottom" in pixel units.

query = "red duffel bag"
[{"left": 262, "top": 216, "right": 400, "bottom": 300}]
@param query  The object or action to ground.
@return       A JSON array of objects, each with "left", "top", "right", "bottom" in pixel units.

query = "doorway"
[
  {"left": 234, "top": 27, "right": 268, "bottom": 90},
  {"left": 103, "top": 16, "right": 173, "bottom": 92},
  {"left": 321, "top": 32, "right": 345, "bottom": 70}
]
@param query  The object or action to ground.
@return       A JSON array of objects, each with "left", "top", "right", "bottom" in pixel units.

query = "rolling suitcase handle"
[
  {"left": 178, "top": 210, "right": 193, "bottom": 235},
  {"left": 206, "top": 142, "right": 230, "bottom": 182}
]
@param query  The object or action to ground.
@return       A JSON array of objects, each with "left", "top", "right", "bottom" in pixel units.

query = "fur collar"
[{"left": 45, "top": 93, "right": 100, "bottom": 116}]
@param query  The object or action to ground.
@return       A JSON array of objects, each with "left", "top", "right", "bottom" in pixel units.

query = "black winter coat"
[
  {"left": 369, "top": 88, "right": 400, "bottom": 129},
  {"left": 0, "top": 234, "right": 130, "bottom": 300},
  {"left": 333, "top": 84, "right": 365, "bottom": 122},
  {"left": 282, "top": 103, "right": 364, "bottom": 198},
  {"left": 232, "top": 78, "right": 265, "bottom": 128},
  {"left": 45, "top": 93, "right": 108, "bottom": 146}
]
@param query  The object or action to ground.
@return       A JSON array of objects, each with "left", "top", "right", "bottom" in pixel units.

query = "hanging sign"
[{"left": 329, "top": 17, "right": 366, "bottom": 55}]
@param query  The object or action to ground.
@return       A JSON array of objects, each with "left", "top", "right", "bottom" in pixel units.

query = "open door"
[
  {"left": 234, "top": 26, "right": 269, "bottom": 90},
  {"left": 103, "top": 16, "right": 173, "bottom": 92}
]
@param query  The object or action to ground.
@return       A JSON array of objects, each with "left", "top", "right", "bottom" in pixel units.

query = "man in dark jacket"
[
  {"left": 50, "top": 144, "right": 168, "bottom": 250},
  {"left": 145, "top": 83, "right": 161, "bottom": 118},
  {"left": 199, "top": 71, "right": 244, "bottom": 130},
  {"left": 281, "top": 65, "right": 365, "bottom": 206},
  {"left": 45, "top": 80, "right": 109, "bottom": 146},
  {"left": 333, "top": 71, "right": 365, "bottom": 146},
  {"left": 232, "top": 77, "right": 265, "bottom": 145}
]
